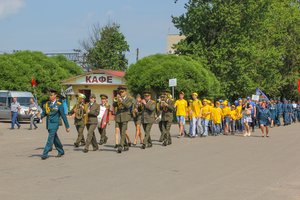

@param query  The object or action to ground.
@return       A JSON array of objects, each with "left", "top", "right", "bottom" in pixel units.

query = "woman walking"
[
  {"left": 132, "top": 94, "right": 143, "bottom": 146},
  {"left": 257, "top": 101, "right": 271, "bottom": 137},
  {"left": 243, "top": 100, "right": 253, "bottom": 137}
]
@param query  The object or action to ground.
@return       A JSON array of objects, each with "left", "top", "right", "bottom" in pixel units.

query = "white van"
[{"left": 0, "top": 90, "right": 41, "bottom": 121}]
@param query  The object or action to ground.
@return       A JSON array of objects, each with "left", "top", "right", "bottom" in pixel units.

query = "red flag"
[
  {"left": 31, "top": 78, "right": 36, "bottom": 87},
  {"left": 298, "top": 79, "right": 300, "bottom": 92}
]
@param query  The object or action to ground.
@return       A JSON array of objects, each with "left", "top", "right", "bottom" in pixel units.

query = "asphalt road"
[{"left": 0, "top": 119, "right": 300, "bottom": 200}]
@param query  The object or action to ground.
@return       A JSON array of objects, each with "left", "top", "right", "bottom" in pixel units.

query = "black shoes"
[
  {"left": 117, "top": 146, "right": 122, "bottom": 153},
  {"left": 124, "top": 146, "right": 129, "bottom": 151},
  {"left": 83, "top": 149, "right": 88, "bottom": 153},
  {"left": 162, "top": 142, "right": 167, "bottom": 146},
  {"left": 74, "top": 143, "right": 79, "bottom": 148},
  {"left": 41, "top": 156, "right": 48, "bottom": 160},
  {"left": 99, "top": 136, "right": 108, "bottom": 145},
  {"left": 147, "top": 144, "right": 153, "bottom": 148},
  {"left": 141, "top": 144, "right": 146, "bottom": 149},
  {"left": 56, "top": 153, "right": 64, "bottom": 158}
]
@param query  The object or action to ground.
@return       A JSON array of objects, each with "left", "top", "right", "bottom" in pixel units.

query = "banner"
[
  {"left": 61, "top": 86, "right": 74, "bottom": 97},
  {"left": 298, "top": 79, "right": 300, "bottom": 92},
  {"left": 255, "top": 88, "right": 269, "bottom": 101}
]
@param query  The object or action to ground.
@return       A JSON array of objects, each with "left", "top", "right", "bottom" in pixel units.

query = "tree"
[
  {"left": 125, "top": 54, "right": 222, "bottom": 99},
  {"left": 0, "top": 51, "right": 83, "bottom": 102},
  {"left": 172, "top": 0, "right": 300, "bottom": 100},
  {"left": 81, "top": 22, "right": 130, "bottom": 71}
]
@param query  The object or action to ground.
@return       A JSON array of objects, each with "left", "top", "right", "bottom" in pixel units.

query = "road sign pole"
[{"left": 172, "top": 86, "right": 175, "bottom": 99}]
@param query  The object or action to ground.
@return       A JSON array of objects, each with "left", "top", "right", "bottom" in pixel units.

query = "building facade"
[{"left": 62, "top": 69, "right": 125, "bottom": 110}]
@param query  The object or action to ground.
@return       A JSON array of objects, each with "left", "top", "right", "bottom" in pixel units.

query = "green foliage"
[
  {"left": 0, "top": 51, "right": 83, "bottom": 102},
  {"left": 83, "top": 22, "right": 130, "bottom": 71},
  {"left": 173, "top": 0, "right": 300, "bottom": 100},
  {"left": 125, "top": 54, "right": 222, "bottom": 99}
]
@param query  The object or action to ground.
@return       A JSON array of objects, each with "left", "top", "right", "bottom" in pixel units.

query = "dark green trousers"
[
  {"left": 142, "top": 123, "right": 153, "bottom": 145},
  {"left": 161, "top": 121, "right": 172, "bottom": 143},
  {"left": 116, "top": 122, "right": 128, "bottom": 147},
  {"left": 85, "top": 124, "right": 98, "bottom": 150},
  {"left": 98, "top": 125, "right": 107, "bottom": 142},
  {"left": 74, "top": 125, "right": 85, "bottom": 145}
]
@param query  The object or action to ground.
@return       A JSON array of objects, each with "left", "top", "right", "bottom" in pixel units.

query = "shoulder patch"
[{"left": 57, "top": 102, "right": 62, "bottom": 105}]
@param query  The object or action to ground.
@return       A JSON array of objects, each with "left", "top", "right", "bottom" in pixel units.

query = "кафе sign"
[
  {"left": 68, "top": 73, "right": 124, "bottom": 85},
  {"left": 85, "top": 75, "right": 113, "bottom": 84}
]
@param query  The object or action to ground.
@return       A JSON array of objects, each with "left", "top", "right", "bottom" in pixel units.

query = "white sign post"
[{"left": 169, "top": 78, "right": 177, "bottom": 98}]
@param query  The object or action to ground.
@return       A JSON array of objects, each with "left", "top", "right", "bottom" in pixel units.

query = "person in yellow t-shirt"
[
  {"left": 212, "top": 101, "right": 222, "bottom": 135},
  {"left": 222, "top": 101, "right": 231, "bottom": 135},
  {"left": 236, "top": 99, "right": 243, "bottom": 133},
  {"left": 201, "top": 99, "right": 212, "bottom": 137},
  {"left": 174, "top": 91, "right": 188, "bottom": 138},
  {"left": 230, "top": 105, "right": 237, "bottom": 134},
  {"left": 190, "top": 92, "right": 203, "bottom": 137}
]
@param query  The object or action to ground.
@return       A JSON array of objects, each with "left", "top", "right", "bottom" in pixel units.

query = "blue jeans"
[
  {"left": 191, "top": 117, "right": 202, "bottom": 136},
  {"left": 230, "top": 120, "right": 236, "bottom": 133},
  {"left": 11, "top": 111, "right": 20, "bottom": 129},
  {"left": 213, "top": 123, "right": 221, "bottom": 135},
  {"left": 42, "top": 129, "right": 64, "bottom": 157},
  {"left": 202, "top": 119, "right": 209, "bottom": 136}
]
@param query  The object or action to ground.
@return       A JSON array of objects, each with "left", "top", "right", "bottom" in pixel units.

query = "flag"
[
  {"left": 31, "top": 78, "right": 36, "bottom": 87},
  {"left": 298, "top": 79, "right": 300, "bottom": 92},
  {"left": 256, "top": 88, "right": 269, "bottom": 101}
]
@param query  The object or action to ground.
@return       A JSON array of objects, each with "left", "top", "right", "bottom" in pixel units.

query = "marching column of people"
[{"left": 39, "top": 87, "right": 300, "bottom": 159}]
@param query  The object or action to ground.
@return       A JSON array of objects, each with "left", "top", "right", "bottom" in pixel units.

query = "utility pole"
[{"left": 136, "top": 48, "right": 139, "bottom": 62}]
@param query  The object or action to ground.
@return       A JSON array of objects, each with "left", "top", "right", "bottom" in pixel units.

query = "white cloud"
[{"left": 0, "top": 0, "right": 25, "bottom": 20}]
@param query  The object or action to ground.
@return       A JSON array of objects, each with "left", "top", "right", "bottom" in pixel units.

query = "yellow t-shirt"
[
  {"left": 174, "top": 99, "right": 188, "bottom": 116},
  {"left": 201, "top": 105, "right": 212, "bottom": 120},
  {"left": 222, "top": 106, "right": 231, "bottom": 118},
  {"left": 230, "top": 110, "right": 237, "bottom": 120},
  {"left": 212, "top": 107, "right": 222, "bottom": 124},
  {"left": 191, "top": 99, "right": 202, "bottom": 117},
  {"left": 236, "top": 105, "right": 243, "bottom": 119}
]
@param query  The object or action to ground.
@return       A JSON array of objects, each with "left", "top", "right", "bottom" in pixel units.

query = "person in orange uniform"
[
  {"left": 174, "top": 91, "right": 188, "bottom": 138},
  {"left": 201, "top": 99, "right": 212, "bottom": 137},
  {"left": 222, "top": 101, "right": 231, "bottom": 135}
]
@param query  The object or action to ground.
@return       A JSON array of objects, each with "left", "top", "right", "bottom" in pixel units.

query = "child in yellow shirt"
[
  {"left": 230, "top": 105, "right": 238, "bottom": 134},
  {"left": 201, "top": 99, "right": 212, "bottom": 137},
  {"left": 212, "top": 101, "right": 222, "bottom": 135},
  {"left": 222, "top": 101, "right": 231, "bottom": 135}
]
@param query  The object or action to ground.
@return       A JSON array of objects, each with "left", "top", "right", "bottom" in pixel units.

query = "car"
[{"left": 0, "top": 90, "right": 42, "bottom": 122}]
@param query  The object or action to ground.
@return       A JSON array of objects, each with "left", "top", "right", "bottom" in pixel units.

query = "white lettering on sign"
[{"left": 86, "top": 76, "right": 113, "bottom": 84}]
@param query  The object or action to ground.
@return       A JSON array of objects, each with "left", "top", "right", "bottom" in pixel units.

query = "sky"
[{"left": 0, "top": 0, "right": 188, "bottom": 64}]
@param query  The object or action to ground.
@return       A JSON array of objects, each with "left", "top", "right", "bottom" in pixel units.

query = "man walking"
[
  {"left": 141, "top": 91, "right": 156, "bottom": 149},
  {"left": 83, "top": 94, "right": 100, "bottom": 153},
  {"left": 10, "top": 97, "right": 21, "bottom": 129},
  {"left": 40, "top": 89, "right": 70, "bottom": 160},
  {"left": 158, "top": 90, "right": 174, "bottom": 146},
  {"left": 113, "top": 86, "right": 133, "bottom": 153},
  {"left": 69, "top": 93, "right": 87, "bottom": 147}
]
